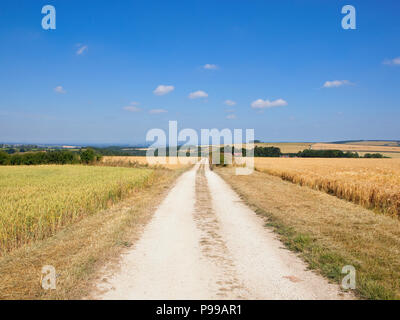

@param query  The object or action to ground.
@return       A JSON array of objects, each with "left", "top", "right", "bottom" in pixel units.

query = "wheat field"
[
  {"left": 311, "top": 143, "right": 400, "bottom": 154},
  {"left": 254, "top": 158, "right": 400, "bottom": 217},
  {"left": 251, "top": 142, "right": 400, "bottom": 157},
  {"left": 0, "top": 165, "right": 153, "bottom": 253},
  {"left": 101, "top": 156, "right": 196, "bottom": 169}
]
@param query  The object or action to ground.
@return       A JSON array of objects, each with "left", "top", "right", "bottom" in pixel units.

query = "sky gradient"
[{"left": 0, "top": 0, "right": 399, "bottom": 145}]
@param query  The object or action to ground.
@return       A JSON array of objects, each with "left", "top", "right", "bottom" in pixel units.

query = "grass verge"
[{"left": 216, "top": 167, "right": 400, "bottom": 300}]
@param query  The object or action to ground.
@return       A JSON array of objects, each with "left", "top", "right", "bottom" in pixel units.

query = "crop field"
[
  {"left": 336, "top": 140, "right": 400, "bottom": 147},
  {"left": 311, "top": 143, "right": 400, "bottom": 155},
  {"left": 254, "top": 158, "right": 400, "bottom": 217},
  {"left": 195, "top": 142, "right": 400, "bottom": 158},
  {"left": 247, "top": 142, "right": 400, "bottom": 157},
  {"left": 254, "top": 142, "right": 312, "bottom": 153},
  {"left": 0, "top": 165, "right": 153, "bottom": 253},
  {"left": 210, "top": 143, "right": 312, "bottom": 153},
  {"left": 357, "top": 152, "right": 400, "bottom": 159},
  {"left": 101, "top": 156, "right": 196, "bottom": 169}
]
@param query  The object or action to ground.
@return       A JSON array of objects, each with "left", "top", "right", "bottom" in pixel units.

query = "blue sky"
[{"left": 0, "top": 0, "right": 399, "bottom": 145}]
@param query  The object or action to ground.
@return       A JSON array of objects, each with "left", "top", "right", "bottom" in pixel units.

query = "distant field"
[
  {"left": 254, "top": 158, "right": 400, "bottom": 217},
  {"left": 335, "top": 140, "right": 400, "bottom": 147},
  {"left": 101, "top": 156, "right": 195, "bottom": 169},
  {"left": 358, "top": 152, "right": 400, "bottom": 159},
  {"left": 248, "top": 142, "right": 400, "bottom": 157},
  {"left": 312, "top": 143, "right": 400, "bottom": 154},
  {"left": 0, "top": 165, "right": 153, "bottom": 253},
  {"left": 210, "top": 142, "right": 312, "bottom": 153},
  {"left": 254, "top": 142, "right": 312, "bottom": 153}
]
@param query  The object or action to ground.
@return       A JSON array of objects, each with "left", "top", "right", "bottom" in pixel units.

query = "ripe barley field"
[
  {"left": 254, "top": 158, "right": 400, "bottom": 217},
  {"left": 0, "top": 165, "right": 153, "bottom": 254}
]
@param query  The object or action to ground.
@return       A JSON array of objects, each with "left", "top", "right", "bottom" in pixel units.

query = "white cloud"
[
  {"left": 189, "top": 90, "right": 208, "bottom": 99},
  {"left": 224, "top": 99, "right": 236, "bottom": 106},
  {"left": 149, "top": 108, "right": 167, "bottom": 114},
  {"left": 226, "top": 114, "right": 236, "bottom": 119},
  {"left": 323, "top": 80, "right": 351, "bottom": 88},
  {"left": 383, "top": 57, "right": 400, "bottom": 66},
  {"left": 251, "top": 98, "right": 287, "bottom": 109},
  {"left": 76, "top": 45, "right": 88, "bottom": 55},
  {"left": 203, "top": 64, "right": 218, "bottom": 70},
  {"left": 123, "top": 106, "right": 141, "bottom": 112},
  {"left": 54, "top": 86, "right": 66, "bottom": 94},
  {"left": 153, "top": 85, "right": 175, "bottom": 96},
  {"left": 123, "top": 101, "right": 141, "bottom": 112}
]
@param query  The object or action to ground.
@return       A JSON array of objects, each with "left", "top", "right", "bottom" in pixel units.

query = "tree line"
[
  {"left": 0, "top": 149, "right": 102, "bottom": 165},
  {"left": 0, "top": 146, "right": 387, "bottom": 166},
  {"left": 223, "top": 147, "right": 386, "bottom": 158},
  {"left": 296, "top": 149, "right": 385, "bottom": 158}
]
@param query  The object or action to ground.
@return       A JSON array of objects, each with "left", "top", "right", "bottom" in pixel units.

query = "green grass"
[
  {"left": 263, "top": 210, "right": 355, "bottom": 291},
  {"left": 261, "top": 205, "right": 397, "bottom": 299}
]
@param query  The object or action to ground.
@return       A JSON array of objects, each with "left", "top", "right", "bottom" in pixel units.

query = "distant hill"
[{"left": 330, "top": 140, "right": 400, "bottom": 147}]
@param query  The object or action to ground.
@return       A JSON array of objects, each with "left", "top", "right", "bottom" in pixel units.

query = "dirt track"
[{"left": 94, "top": 160, "right": 350, "bottom": 299}]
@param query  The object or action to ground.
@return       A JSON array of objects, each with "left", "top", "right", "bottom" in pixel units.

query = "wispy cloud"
[
  {"left": 153, "top": 85, "right": 175, "bottom": 96},
  {"left": 226, "top": 114, "right": 236, "bottom": 119},
  {"left": 224, "top": 99, "right": 236, "bottom": 106},
  {"left": 251, "top": 98, "right": 287, "bottom": 109},
  {"left": 149, "top": 108, "right": 167, "bottom": 114},
  {"left": 203, "top": 64, "right": 218, "bottom": 70},
  {"left": 123, "top": 102, "right": 141, "bottom": 112},
  {"left": 54, "top": 86, "right": 66, "bottom": 94},
  {"left": 383, "top": 57, "right": 400, "bottom": 66},
  {"left": 76, "top": 45, "right": 88, "bottom": 55},
  {"left": 322, "top": 80, "right": 351, "bottom": 88},
  {"left": 123, "top": 106, "right": 141, "bottom": 112},
  {"left": 189, "top": 90, "right": 208, "bottom": 99}
]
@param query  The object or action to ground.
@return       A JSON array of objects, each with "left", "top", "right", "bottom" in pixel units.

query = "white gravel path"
[{"left": 94, "top": 160, "right": 350, "bottom": 300}]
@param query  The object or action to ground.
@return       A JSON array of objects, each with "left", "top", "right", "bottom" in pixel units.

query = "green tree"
[
  {"left": 0, "top": 151, "right": 10, "bottom": 165},
  {"left": 80, "top": 148, "right": 97, "bottom": 164},
  {"left": 364, "top": 153, "right": 384, "bottom": 158}
]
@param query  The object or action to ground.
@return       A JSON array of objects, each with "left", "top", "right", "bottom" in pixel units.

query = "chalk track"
[{"left": 94, "top": 160, "right": 350, "bottom": 299}]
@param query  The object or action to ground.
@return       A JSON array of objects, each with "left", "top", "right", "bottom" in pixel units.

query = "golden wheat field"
[
  {"left": 254, "top": 158, "right": 400, "bottom": 217},
  {"left": 101, "top": 156, "right": 196, "bottom": 169},
  {"left": 0, "top": 165, "right": 153, "bottom": 254}
]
